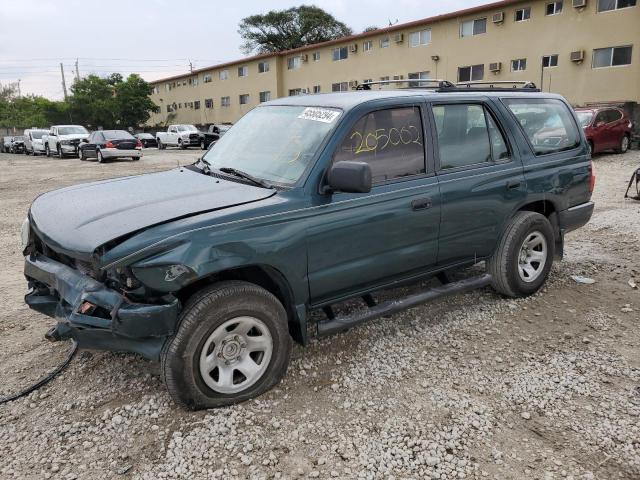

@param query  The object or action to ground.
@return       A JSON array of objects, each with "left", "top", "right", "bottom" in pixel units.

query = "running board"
[{"left": 316, "top": 273, "right": 492, "bottom": 337}]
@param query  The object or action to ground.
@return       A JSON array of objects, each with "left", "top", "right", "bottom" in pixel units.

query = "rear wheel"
[
  {"left": 617, "top": 134, "right": 630, "bottom": 154},
  {"left": 157, "top": 140, "right": 163, "bottom": 150},
  {"left": 587, "top": 140, "right": 594, "bottom": 155},
  {"left": 161, "top": 281, "right": 291, "bottom": 410},
  {"left": 97, "top": 150, "right": 105, "bottom": 163},
  {"left": 57, "top": 145, "right": 63, "bottom": 158},
  {"left": 200, "top": 139, "right": 206, "bottom": 150},
  {"left": 487, "top": 211, "right": 555, "bottom": 298}
]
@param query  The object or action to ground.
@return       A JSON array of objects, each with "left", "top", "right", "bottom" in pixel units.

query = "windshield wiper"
[
  {"left": 218, "top": 167, "right": 273, "bottom": 189},
  {"left": 196, "top": 157, "right": 212, "bottom": 175}
]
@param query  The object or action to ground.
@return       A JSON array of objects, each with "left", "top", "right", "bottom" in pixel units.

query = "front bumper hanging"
[{"left": 24, "top": 254, "right": 180, "bottom": 359}]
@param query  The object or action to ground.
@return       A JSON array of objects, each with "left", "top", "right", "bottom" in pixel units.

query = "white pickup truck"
[
  {"left": 45, "top": 125, "right": 90, "bottom": 158},
  {"left": 156, "top": 124, "right": 201, "bottom": 150}
]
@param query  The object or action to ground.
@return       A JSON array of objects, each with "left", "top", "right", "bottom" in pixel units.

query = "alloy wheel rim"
[
  {"left": 199, "top": 316, "right": 273, "bottom": 394},
  {"left": 517, "top": 231, "right": 547, "bottom": 283},
  {"left": 622, "top": 136, "right": 629, "bottom": 152}
]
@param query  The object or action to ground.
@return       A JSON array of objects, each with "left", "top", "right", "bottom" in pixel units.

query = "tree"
[
  {"left": 238, "top": 5, "right": 352, "bottom": 54},
  {"left": 114, "top": 74, "right": 159, "bottom": 128},
  {"left": 362, "top": 26, "right": 379, "bottom": 33}
]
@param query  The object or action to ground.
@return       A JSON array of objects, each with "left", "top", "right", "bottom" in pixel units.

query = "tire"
[
  {"left": 179, "top": 139, "right": 185, "bottom": 150},
  {"left": 587, "top": 140, "right": 594, "bottom": 155},
  {"left": 616, "top": 134, "right": 630, "bottom": 154},
  {"left": 132, "top": 156, "right": 140, "bottom": 161},
  {"left": 97, "top": 150, "right": 105, "bottom": 163},
  {"left": 45, "top": 145, "right": 51, "bottom": 157},
  {"left": 487, "top": 211, "right": 555, "bottom": 298},
  {"left": 201, "top": 139, "right": 206, "bottom": 150},
  {"left": 78, "top": 148, "right": 85, "bottom": 160},
  {"left": 161, "top": 281, "right": 292, "bottom": 410},
  {"left": 57, "top": 145, "right": 63, "bottom": 158}
]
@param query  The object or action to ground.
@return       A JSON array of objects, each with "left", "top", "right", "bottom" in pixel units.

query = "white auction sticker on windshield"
[{"left": 298, "top": 107, "right": 340, "bottom": 123}]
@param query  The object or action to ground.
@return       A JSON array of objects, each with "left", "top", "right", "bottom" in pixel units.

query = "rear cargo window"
[{"left": 503, "top": 98, "right": 580, "bottom": 155}]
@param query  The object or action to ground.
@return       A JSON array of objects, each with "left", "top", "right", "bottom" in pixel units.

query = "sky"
[{"left": 0, "top": 0, "right": 489, "bottom": 99}]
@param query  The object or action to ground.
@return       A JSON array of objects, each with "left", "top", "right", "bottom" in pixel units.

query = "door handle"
[
  {"left": 506, "top": 180, "right": 521, "bottom": 190},
  {"left": 411, "top": 197, "right": 432, "bottom": 210}
]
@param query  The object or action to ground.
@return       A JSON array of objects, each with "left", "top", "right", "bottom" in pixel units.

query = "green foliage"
[
  {"left": 238, "top": 5, "right": 352, "bottom": 54},
  {"left": 0, "top": 74, "right": 159, "bottom": 129}
]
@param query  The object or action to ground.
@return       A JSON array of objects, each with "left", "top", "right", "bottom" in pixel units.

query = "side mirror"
[{"left": 326, "top": 161, "right": 372, "bottom": 194}]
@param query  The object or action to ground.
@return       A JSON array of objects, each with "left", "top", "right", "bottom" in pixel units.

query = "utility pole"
[
  {"left": 189, "top": 59, "right": 194, "bottom": 73},
  {"left": 17, "top": 79, "right": 21, "bottom": 97},
  {"left": 60, "top": 63, "right": 68, "bottom": 100},
  {"left": 75, "top": 58, "right": 80, "bottom": 82}
]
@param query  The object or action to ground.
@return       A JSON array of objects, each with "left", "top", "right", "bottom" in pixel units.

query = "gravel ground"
[{"left": 0, "top": 147, "right": 639, "bottom": 480}]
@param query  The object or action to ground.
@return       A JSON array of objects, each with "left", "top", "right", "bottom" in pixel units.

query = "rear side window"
[
  {"left": 503, "top": 98, "right": 580, "bottom": 155},
  {"left": 334, "top": 106, "right": 426, "bottom": 184},
  {"left": 432, "top": 104, "right": 510, "bottom": 170}
]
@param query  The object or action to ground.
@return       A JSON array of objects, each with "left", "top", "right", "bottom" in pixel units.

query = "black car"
[
  {"left": 134, "top": 133, "right": 158, "bottom": 148},
  {"left": 78, "top": 130, "right": 142, "bottom": 163},
  {"left": 10, "top": 136, "right": 26, "bottom": 154}
]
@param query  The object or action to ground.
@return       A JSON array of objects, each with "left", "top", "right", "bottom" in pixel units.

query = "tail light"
[
  {"left": 589, "top": 160, "right": 596, "bottom": 193},
  {"left": 105, "top": 141, "right": 115, "bottom": 148},
  {"left": 135, "top": 139, "right": 142, "bottom": 148}
]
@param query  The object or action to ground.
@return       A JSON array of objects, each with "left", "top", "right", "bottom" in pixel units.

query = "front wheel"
[
  {"left": 161, "top": 281, "right": 292, "bottom": 410},
  {"left": 617, "top": 135, "right": 630, "bottom": 154},
  {"left": 487, "top": 211, "right": 555, "bottom": 298},
  {"left": 45, "top": 145, "right": 51, "bottom": 157},
  {"left": 200, "top": 139, "right": 206, "bottom": 150}
]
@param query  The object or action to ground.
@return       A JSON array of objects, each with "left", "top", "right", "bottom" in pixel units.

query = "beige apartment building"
[{"left": 147, "top": 0, "right": 640, "bottom": 127}]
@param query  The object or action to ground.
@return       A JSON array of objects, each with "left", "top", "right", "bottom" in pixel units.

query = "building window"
[
  {"left": 460, "top": 18, "right": 487, "bottom": 37},
  {"left": 258, "top": 61, "right": 269, "bottom": 73},
  {"left": 408, "top": 71, "right": 430, "bottom": 87},
  {"left": 409, "top": 29, "right": 432, "bottom": 47},
  {"left": 597, "top": 0, "right": 636, "bottom": 11},
  {"left": 238, "top": 66, "right": 248, "bottom": 77},
  {"left": 458, "top": 64, "right": 484, "bottom": 82},
  {"left": 332, "top": 46, "right": 348, "bottom": 61},
  {"left": 259, "top": 91, "right": 271, "bottom": 103},
  {"left": 332, "top": 82, "right": 349, "bottom": 92},
  {"left": 166, "top": 105, "right": 172, "bottom": 113},
  {"left": 287, "top": 57, "right": 301, "bottom": 70},
  {"left": 221, "top": 96, "right": 230, "bottom": 107},
  {"left": 546, "top": 1, "right": 563, "bottom": 14},
  {"left": 380, "top": 76, "right": 390, "bottom": 81},
  {"left": 205, "top": 98, "right": 213, "bottom": 109},
  {"left": 363, "top": 79, "right": 373, "bottom": 84},
  {"left": 289, "top": 88, "right": 303, "bottom": 96},
  {"left": 363, "top": 40, "right": 373, "bottom": 52},
  {"left": 219, "top": 70, "right": 229, "bottom": 80},
  {"left": 192, "top": 77, "right": 198, "bottom": 86},
  {"left": 312, "top": 52, "right": 321, "bottom": 61},
  {"left": 182, "top": 80, "right": 187, "bottom": 86},
  {"left": 165, "top": 83, "right": 170, "bottom": 92},
  {"left": 380, "top": 37, "right": 390, "bottom": 48},
  {"left": 515, "top": 7, "right": 531, "bottom": 21},
  {"left": 203, "top": 73, "right": 212, "bottom": 83},
  {"left": 239, "top": 94, "right": 250, "bottom": 105},
  {"left": 313, "top": 85, "right": 321, "bottom": 93},
  {"left": 511, "top": 58, "right": 527, "bottom": 71},
  {"left": 592, "top": 45, "right": 633, "bottom": 68},
  {"left": 194, "top": 100, "right": 201, "bottom": 110},
  {"left": 542, "top": 54, "right": 559, "bottom": 67},
  {"left": 178, "top": 103, "right": 182, "bottom": 109}
]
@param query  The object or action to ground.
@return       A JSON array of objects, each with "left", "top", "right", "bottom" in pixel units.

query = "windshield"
[
  {"left": 575, "top": 111, "right": 594, "bottom": 127},
  {"left": 58, "top": 126, "right": 88, "bottom": 135},
  {"left": 14, "top": 136, "right": 25, "bottom": 141},
  {"left": 177, "top": 125, "right": 198, "bottom": 132},
  {"left": 103, "top": 130, "right": 134, "bottom": 140},
  {"left": 202, "top": 105, "right": 341, "bottom": 185},
  {"left": 31, "top": 131, "right": 47, "bottom": 139}
]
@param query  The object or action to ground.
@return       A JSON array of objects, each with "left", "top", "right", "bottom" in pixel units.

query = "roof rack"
[
  {"left": 355, "top": 79, "right": 455, "bottom": 90},
  {"left": 451, "top": 80, "right": 540, "bottom": 91}
]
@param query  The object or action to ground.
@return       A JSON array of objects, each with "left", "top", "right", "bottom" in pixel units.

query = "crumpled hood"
[{"left": 30, "top": 168, "right": 275, "bottom": 256}]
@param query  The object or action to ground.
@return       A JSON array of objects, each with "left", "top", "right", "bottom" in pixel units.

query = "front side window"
[
  {"left": 409, "top": 29, "right": 431, "bottom": 47},
  {"left": 515, "top": 7, "right": 531, "bottom": 21},
  {"left": 576, "top": 111, "right": 594, "bottom": 127},
  {"left": 332, "top": 47, "right": 348, "bottom": 61},
  {"left": 334, "top": 107, "right": 426, "bottom": 184},
  {"left": 458, "top": 64, "right": 485, "bottom": 82},
  {"left": 258, "top": 62, "right": 269, "bottom": 73},
  {"left": 259, "top": 91, "right": 271, "bottom": 103},
  {"left": 503, "top": 98, "right": 580, "bottom": 155},
  {"left": 511, "top": 58, "right": 527, "bottom": 71},
  {"left": 592, "top": 45, "right": 633, "bottom": 67},
  {"left": 433, "top": 104, "right": 509, "bottom": 170},
  {"left": 58, "top": 126, "right": 89, "bottom": 135},
  {"left": 597, "top": 0, "right": 636, "bottom": 11},
  {"left": 546, "top": 1, "right": 563, "bottom": 14},
  {"left": 460, "top": 18, "right": 487, "bottom": 37},
  {"left": 408, "top": 71, "right": 430, "bottom": 87},
  {"left": 202, "top": 105, "right": 341, "bottom": 185},
  {"left": 542, "top": 54, "right": 559, "bottom": 67},
  {"left": 332, "top": 82, "right": 349, "bottom": 92}
]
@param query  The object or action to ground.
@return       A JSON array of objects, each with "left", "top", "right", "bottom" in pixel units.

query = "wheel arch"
[
  {"left": 514, "top": 199, "right": 562, "bottom": 258},
  {"left": 176, "top": 264, "right": 306, "bottom": 345}
]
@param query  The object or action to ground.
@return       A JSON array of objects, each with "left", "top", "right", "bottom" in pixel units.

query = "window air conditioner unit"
[
  {"left": 492, "top": 12, "right": 505, "bottom": 23},
  {"left": 349, "top": 44, "right": 358, "bottom": 53},
  {"left": 489, "top": 62, "right": 502, "bottom": 72},
  {"left": 572, "top": 0, "right": 587, "bottom": 8},
  {"left": 300, "top": 54, "right": 309, "bottom": 62},
  {"left": 348, "top": 80, "right": 359, "bottom": 88},
  {"left": 393, "top": 33, "right": 404, "bottom": 43},
  {"left": 570, "top": 50, "right": 585, "bottom": 62}
]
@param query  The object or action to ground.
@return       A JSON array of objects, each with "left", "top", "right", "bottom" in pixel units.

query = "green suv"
[{"left": 22, "top": 84, "right": 594, "bottom": 409}]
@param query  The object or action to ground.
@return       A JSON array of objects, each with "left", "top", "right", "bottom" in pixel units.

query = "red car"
[{"left": 575, "top": 107, "right": 633, "bottom": 154}]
